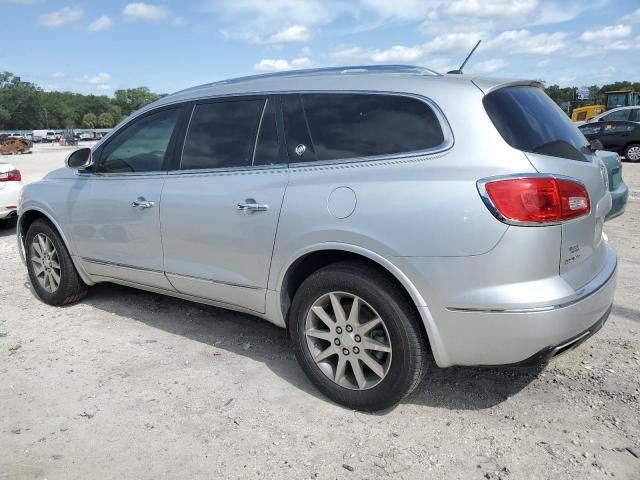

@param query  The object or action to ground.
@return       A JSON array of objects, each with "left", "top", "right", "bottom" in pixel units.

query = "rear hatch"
[{"left": 482, "top": 85, "right": 611, "bottom": 290}]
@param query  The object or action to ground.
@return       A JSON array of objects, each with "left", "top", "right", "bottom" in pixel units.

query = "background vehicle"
[
  {"left": 0, "top": 136, "right": 32, "bottom": 155},
  {"left": 572, "top": 89, "right": 640, "bottom": 123},
  {"left": 586, "top": 106, "right": 640, "bottom": 124},
  {"left": 18, "top": 67, "right": 616, "bottom": 411},
  {"left": 0, "top": 161, "right": 22, "bottom": 226},
  {"left": 579, "top": 121, "right": 640, "bottom": 161},
  {"left": 597, "top": 150, "right": 628, "bottom": 220}
]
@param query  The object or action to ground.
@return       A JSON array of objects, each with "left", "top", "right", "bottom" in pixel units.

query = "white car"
[
  {"left": 586, "top": 106, "right": 640, "bottom": 124},
  {"left": 0, "top": 161, "right": 22, "bottom": 225}
]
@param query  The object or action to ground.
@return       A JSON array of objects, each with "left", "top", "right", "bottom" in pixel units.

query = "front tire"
[
  {"left": 25, "top": 219, "right": 88, "bottom": 306},
  {"left": 290, "top": 261, "right": 428, "bottom": 411},
  {"left": 624, "top": 143, "right": 640, "bottom": 162}
]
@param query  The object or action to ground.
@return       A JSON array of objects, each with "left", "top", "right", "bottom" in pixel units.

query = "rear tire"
[
  {"left": 25, "top": 218, "right": 88, "bottom": 306},
  {"left": 624, "top": 143, "right": 640, "bottom": 162},
  {"left": 290, "top": 261, "right": 428, "bottom": 411}
]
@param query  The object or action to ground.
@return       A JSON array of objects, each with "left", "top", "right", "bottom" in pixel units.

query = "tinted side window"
[
  {"left": 253, "top": 98, "right": 281, "bottom": 166},
  {"left": 484, "top": 87, "right": 589, "bottom": 162},
  {"left": 300, "top": 93, "right": 445, "bottom": 161},
  {"left": 100, "top": 108, "right": 180, "bottom": 173},
  {"left": 631, "top": 109, "right": 640, "bottom": 122},
  {"left": 579, "top": 124, "right": 602, "bottom": 136},
  {"left": 603, "top": 123, "right": 635, "bottom": 133},
  {"left": 181, "top": 99, "right": 264, "bottom": 170},
  {"left": 602, "top": 110, "right": 631, "bottom": 122}
]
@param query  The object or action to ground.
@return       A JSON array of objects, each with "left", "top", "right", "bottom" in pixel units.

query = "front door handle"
[
  {"left": 237, "top": 198, "right": 269, "bottom": 213},
  {"left": 131, "top": 197, "right": 155, "bottom": 209}
]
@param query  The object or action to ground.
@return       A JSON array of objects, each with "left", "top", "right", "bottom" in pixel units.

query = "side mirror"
[
  {"left": 65, "top": 148, "right": 93, "bottom": 169},
  {"left": 589, "top": 139, "right": 603, "bottom": 151}
]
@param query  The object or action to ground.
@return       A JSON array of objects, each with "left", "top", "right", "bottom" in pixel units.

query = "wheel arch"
[
  {"left": 18, "top": 207, "right": 94, "bottom": 286},
  {"left": 276, "top": 244, "right": 444, "bottom": 364}
]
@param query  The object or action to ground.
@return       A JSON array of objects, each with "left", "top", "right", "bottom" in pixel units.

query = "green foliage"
[
  {"left": 82, "top": 112, "right": 98, "bottom": 128},
  {"left": 97, "top": 112, "right": 115, "bottom": 128},
  {"left": 0, "top": 71, "right": 163, "bottom": 130}
]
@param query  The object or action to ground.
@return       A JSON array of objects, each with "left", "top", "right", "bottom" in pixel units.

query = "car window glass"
[
  {"left": 603, "top": 123, "right": 634, "bottom": 133},
  {"left": 300, "top": 93, "right": 445, "bottom": 161},
  {"left": 181, "top": 99, "right": 264, "bottom": 170},
  {"left": 602, "top": 110, "right": 630, "bottom": 122},
  {"left": 100, "top": 108, "right": 179, "bottom": 173},
  {"left": 253, "top": 99, "right": 281, "bottom": 166},
  {"left": 579, "top": 124, "right": 601, "bottom": 136},
  {"left": 283, "top": 95, "right": 317, "bottom": 162},
  {"left": 484, "top": 86, "right": 589, "bottom": 162},
  {"left": 631, "top": 109, "right": 640, "bottom": 122}
]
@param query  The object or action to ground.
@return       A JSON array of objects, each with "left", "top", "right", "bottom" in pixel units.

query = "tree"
[
  {"left": 0, "top": 71, "right": 43, "bottom": 129},
  {"left": 113, "top": 87, "right": 162, "bottom": 117},
  {"left": 97, "top": 112, "right": 114, "bottom": 128},
  {"left": 82, "top": 112, "right": 98, "bottom": 128}
]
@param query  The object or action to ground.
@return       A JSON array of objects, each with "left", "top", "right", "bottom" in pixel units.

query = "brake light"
[
  {"left": 480, "top": 176, "right": 590, "bottom": 224},
  {"left": 0, "top": 169, "right": 21, "bottom": 182}
]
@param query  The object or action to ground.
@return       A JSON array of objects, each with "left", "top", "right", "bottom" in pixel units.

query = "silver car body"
[{"left": 17, "top": 66, "right": 617, "bottom": 367}]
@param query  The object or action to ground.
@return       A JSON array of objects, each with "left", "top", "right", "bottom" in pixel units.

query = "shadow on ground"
[
  {"left": 68, "top": 282, "right": 543, "bottom": 412},
  {"left": 0, "top": 220, "right": 17, "bottom": 238}
]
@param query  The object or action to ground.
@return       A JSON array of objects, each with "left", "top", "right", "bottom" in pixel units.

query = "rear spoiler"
[{"left": 471, "top": 78, "right": 544, "bottom": 95}]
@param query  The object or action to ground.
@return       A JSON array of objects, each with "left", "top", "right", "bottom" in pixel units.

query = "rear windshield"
[{"left": 483, "top": 86, "right": 589, "bottom": 161}]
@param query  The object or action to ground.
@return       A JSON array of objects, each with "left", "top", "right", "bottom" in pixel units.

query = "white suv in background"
[
  {"left": 0, "top": 161, "right": 22, "bottom": 226},
  {"left": 587, "top": 106, "right": 640, "bottom": 124}
]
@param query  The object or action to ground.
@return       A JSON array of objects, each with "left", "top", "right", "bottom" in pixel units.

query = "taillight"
[
  {"left": 0, "top": 169, "right": 21, "bottom": 182},
  {"left": 479, "top": 176, "right": 590, "bottom": 225}
]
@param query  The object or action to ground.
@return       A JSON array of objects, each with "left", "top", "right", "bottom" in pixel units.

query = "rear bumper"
[
  {"left": 407, "top": 244, "right": 617, "bottom": 367},
  {"left": 605, "top": 181, "right": 628, "bottom": 221}
]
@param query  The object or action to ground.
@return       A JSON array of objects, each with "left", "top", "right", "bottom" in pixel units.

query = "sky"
[{"left": 1, "top": 0, "right": 639, "bottom": 96}]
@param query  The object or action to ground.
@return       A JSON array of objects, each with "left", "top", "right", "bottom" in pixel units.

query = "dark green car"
[{"left": 598, "top": 150, "right": 628, "bottom": 221}]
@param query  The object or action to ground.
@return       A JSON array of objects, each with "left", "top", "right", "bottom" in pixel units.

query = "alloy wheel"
[
  {"left": 30, "top": 233, "right": 61, "bottom": 293},
  {"left": 305, "top": 292, "right": 392, "bottom": 390},
  {"left": 627, "top": 145, "right": 640, "bottom": 161}
]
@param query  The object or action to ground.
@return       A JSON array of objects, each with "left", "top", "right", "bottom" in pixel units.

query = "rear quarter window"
[
  {"left": 288, "top": 93, "right": 445, "bottom": 162},
  {"left": 484, "top": 86, "right": 590, "bottom": 162}
]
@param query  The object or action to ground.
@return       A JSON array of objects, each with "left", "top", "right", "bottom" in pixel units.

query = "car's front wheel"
[
  {"left": 25, "top": 218, "right": 88, "bottom": 306},
  {"left": 624, "top": 143, "right": 640, "bottom": 162},
  {"left": 290, "top": 261, "right": 428, "bottom": 411}
]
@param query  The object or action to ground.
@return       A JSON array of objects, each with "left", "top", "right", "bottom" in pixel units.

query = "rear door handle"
[
  {"left": 237, "top": 198, "right": 268, "bottom": 213},
  {"left": 131, "top": 197, "right": 155, "bottom": 209}
]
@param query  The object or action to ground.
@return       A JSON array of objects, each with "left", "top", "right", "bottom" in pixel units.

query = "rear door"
[
  {"left": 160, "top": 95, "right": 288, "bottom": 313},
  {"left": 484, "top": 86, "right": 611, "bottom": 289}
]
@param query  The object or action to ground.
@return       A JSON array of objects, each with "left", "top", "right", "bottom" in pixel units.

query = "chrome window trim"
[{"left": 476, "top": 173, "right": 591, "bottom": 227}]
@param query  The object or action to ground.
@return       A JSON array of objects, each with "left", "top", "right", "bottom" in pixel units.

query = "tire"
[
  {"left": 289, "top": 261, "right": 428, "bottom": 411},
  {"left": 624, "top": 144, "right": 640, "bottom": 162},
  {"left": 25, "top": 218, "right": 88, "bottom": 306}
]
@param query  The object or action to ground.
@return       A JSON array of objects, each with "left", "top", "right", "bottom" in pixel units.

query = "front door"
[
  {"left": 160, "top": 96, "right": 288, "bottom": 313},
  {"left": 66, "top": 106, "right": 184, "bottom": 289}
]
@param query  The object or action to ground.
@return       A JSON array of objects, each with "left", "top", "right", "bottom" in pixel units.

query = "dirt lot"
[{"left": 1, "top": 145, "right": 639, "bottom": 479}]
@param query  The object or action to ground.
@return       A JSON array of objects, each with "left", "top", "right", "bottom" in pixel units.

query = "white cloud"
[
  {"left": 49, "top": 72, "right": 65, "bottom": 79},
  {"left": 486, "top": 29, "right": 568, "bottom": 54},
  {"left": 123, "top": 3, "right": 168, "bottom": 22},
  {"left": 446, "top": 0, "right": 538, "bottom": 19},
  {"left": 38, "top": 6, "right": 84, "bottom": 27},
  {"left": 423, "top": 32, "right": 486, "bottom": 54},
  {"left": 580, "top": 24, "right": 631, "bottom": 42},
  {"left": 360, "top": 0, "right": 437, "bottom": 21},
  {"left": 88, "top": 15, "right": 113, "bottom": 32},
  {"left": 370, "top": 45, "right": 423, "bottom": 62},
  {"left": 254, "top": 56, "right": 313, "bottom": 72},
  {"left": 466, "top": 58, "right": 507, "bottom": 74},
  {"left": 262, "top": 25, "right": 312, "bottom": 44},
  {"left": 83, "top": 72, "right": 113, "bottom": 91},
  {"left": 629, "top": 8, "right": 640, "bottom": 23}
]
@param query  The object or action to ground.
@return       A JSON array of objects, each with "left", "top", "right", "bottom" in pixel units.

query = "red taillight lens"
[
  {"left": 482, "top": 177, "right": 590, "bottom": 224},
  {"left": 0, "top": 169, "right": 21, "bottom": 182}
]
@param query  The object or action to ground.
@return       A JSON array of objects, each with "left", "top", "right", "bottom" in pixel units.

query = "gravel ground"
[{"left": 1, "top": 145, "right": 639, "bottom": 480}]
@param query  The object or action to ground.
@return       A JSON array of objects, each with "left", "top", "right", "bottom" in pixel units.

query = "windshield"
[{"left": 483, "top": 86, "right": 590, "bottom": 162}]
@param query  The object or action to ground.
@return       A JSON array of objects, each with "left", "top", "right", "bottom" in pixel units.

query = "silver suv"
[{"left": 17, "top": 66, "right": 617, "bottom": 411}]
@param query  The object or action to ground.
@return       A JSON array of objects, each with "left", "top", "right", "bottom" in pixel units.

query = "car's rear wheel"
[
  {"left": 624, "top": 143, "right": 640, "bottom": 162},
  {"left": 290, "top": 261, "right": 428, "bottom": 411},
  {"left": 25, "top": 219, "right": 88, "bottom": 306}
]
